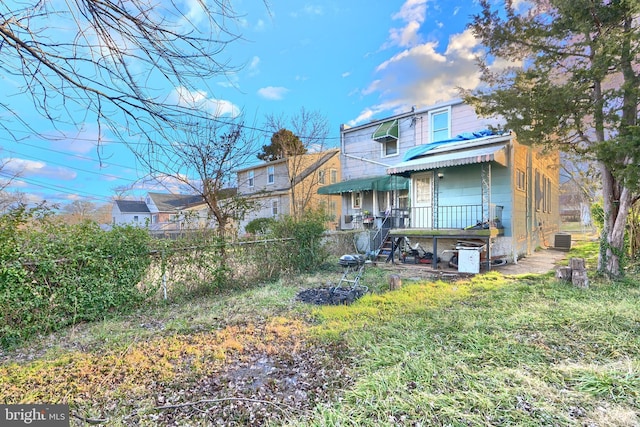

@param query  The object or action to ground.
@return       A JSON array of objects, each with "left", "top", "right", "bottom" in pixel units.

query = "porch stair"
[{"left": 375, "top": 234, "right": 399, "bottom": 263}]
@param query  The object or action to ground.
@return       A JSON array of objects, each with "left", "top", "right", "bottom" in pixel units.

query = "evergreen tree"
[
  {"left": 257, "top": 128, "right": 307, "bottom": 162},
  {"left": 467, "top": 0, "right": 640, "bottom": 278}
]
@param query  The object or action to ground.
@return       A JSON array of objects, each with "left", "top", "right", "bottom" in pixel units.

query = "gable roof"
[
  {"left": 115, "top": 200, "right": 150, "bottom": 214},
  {"left": 292, "top": 149, "right": 340, "bottom": 185},
  {"left": 147, "top": 192, "right": 205, "bottom": 212}
]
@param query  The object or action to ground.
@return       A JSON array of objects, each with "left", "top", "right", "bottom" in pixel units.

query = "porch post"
[
  {"left": 433, "top": 169, "right": 439, "bottom": 229},
  {"left": 481, "top": 163, "right": 491, "bottom": 225},
  {"left": 482, "top": 163, "right": 492, "bottom": 270}
]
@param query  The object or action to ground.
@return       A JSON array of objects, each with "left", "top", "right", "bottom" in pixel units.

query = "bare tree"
[
  {"left": 0, "top": 0, "right": 256, "bottom": 153},
  {"left": 137, "top": 116, "right": 259, "bottom": 237},
  {"left": 0, "top": 156, "right": 26, "bottom": 212},
  {"left": 61, "top": 200, "right": 98, "bottom": 224},
  {"left": 263, "top": 108, "right": 331, "bottom": 219}
]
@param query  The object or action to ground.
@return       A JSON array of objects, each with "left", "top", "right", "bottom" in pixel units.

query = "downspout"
[{"left": 342, "top": 153, "right": 393, "bottom": 168}]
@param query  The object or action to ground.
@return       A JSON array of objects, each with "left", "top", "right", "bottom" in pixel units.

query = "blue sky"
[{"left": 0, "top": 0, "right": 504, "bottom": 207}]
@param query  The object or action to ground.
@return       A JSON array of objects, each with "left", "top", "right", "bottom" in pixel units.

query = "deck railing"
[{"left": 390, "top": 204, "right": 503, "bottom": 230}]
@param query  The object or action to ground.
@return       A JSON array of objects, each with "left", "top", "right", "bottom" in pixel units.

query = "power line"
[
  {"left": 2, "top": 146, "right": 139, "bottom": 184},
  {"left": 0, "top": 171, "right": 113, "bottom": 203}
]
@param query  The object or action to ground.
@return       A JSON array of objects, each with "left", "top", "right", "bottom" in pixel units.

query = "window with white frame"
[
  {"left": 330, "top": 169, "right": 337, "bottom": 184},
  {"left": 318, "top": 170, "right": 326, "bottom": 184},
  {"left": 248, "top": 170, "right": 254, "bottom": 187},
  {"left": 382, "top": 139, "right": 398, "bottom": 157},
  {"left": 271, "top": 199, "right": 278, "bottom": 216},
  {"left": 352, "top": 191, "right": 362, "bottom": 209},
  {"left": 546, "top": 176, "right": 552, "bottom": 213},
  {"left": 267, "top": 166, "right": 275, "bottom": 184},
  {"left": 516, "top": 169, "right": 526, "bottom": 191},
  {"left": 429, "top": 108, "right": 451, "bottom": 142}
]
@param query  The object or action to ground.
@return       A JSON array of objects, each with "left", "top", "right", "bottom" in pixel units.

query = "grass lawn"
[{"left": 1, "top": 241, "right": 639, "bottom": 426}]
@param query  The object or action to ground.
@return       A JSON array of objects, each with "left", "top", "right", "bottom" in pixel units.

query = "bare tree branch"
[{"left": 0, "top": 0, "right": 258, "bottom": 153}]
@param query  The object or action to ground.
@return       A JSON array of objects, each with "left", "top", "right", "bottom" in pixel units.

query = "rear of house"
[{"left": 322, "top": 99, "right": 560, "bottom": 264}]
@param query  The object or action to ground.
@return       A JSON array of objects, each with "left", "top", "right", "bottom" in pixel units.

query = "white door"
[{"left": 412, "top": 172, "right": 433, "bottom": 228}]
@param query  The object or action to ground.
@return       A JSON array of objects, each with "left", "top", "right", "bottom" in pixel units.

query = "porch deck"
[
  {"left": 368, "top": 204, "right": 504, "bottom": 269},
  {"left": 388, "top": 227, "right": 503, "bottom": 238}
]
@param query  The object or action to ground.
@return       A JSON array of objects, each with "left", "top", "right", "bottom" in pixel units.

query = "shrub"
[
  {"left": 0, "top": 205, "right": 151, "bottom": 348},
  {"left": 271, "top": 210, "right": 330, "bottom": 273},
  {"left": 245, "top": 217, "right": 277, "bottom": 236}
]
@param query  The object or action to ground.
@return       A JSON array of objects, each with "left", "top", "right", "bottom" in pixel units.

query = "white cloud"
[
  {"left": 445, "top": 29, "right": 480, "bottom": 61},
  {"left": 170, "top": 86, "right": 240, "bottom": 117},
  {"left": 2, "top": 158, "right": 76, "bottom": 180},
  {"left": 176, "top": 0, "right": 209, "bottom": 29},
  {"left": 393, "top": 0, "right": 428, "bottom": 23},
  {"left": 348, "top": 101, "right": 405, "bottom": 127},
  {"left": 351, "top": 28, "right": 485, "bottom": 126},
  {"left": 257, "top": 86, "right": 289, "bottom": 100},
  {"left": 376, "top": 42, "right": 446, "bottom": 72},
  {"left": 383, "top": 0, "right": 428, "bottom": 49},
  {"left": 342, "top": 71, "right": 351, "bottom": 78},
  {"left": 247, "top": 56, "right": 260, "bottom": 77}
]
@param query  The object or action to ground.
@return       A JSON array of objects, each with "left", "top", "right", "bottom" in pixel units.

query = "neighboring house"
[
  {"left": 112, "top": 192, "right": 210, "bottom": 231},
  {"left": 319, "top": 99, "right": 560, "bottom": 263},
  {"left": 112, "top": 200, "right": 152, "bottom": 226},
  {"left": 236, "top": 149, "right": 342, "bottom": 234}
]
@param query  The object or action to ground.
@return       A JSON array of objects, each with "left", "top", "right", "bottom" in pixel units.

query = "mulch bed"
[{"left": 296, "top": 286, "right": 367, "bottom": 305}]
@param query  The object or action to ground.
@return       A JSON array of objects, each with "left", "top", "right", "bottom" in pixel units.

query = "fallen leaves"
[{"left": 1, "top": 317, "right": 352, "bottom": 425}]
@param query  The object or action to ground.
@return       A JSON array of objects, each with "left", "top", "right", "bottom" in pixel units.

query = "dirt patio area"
[{"left": 375, "top": 247, "right": 571, "bottom": 281}]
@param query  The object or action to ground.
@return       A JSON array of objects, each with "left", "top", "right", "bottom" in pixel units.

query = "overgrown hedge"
[
  {"left": 0, "top": 207, "right": 334, "bottom": 348},
  {"left": 0, "top": 206, "right": 152, "bottom": 348},
  {"left": 234, "top": 211, "right": 331, "bottom": 283}
]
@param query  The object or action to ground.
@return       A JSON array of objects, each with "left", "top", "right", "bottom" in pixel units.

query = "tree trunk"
[
  {"left": 556, "top": 266, "right": 572, "bottom": 282},
  {"left": 388, "top": 274, "right": 402, "bottom": 291},
  {"left": 598, "top": 166, "right": 631, "bottom": 278}
]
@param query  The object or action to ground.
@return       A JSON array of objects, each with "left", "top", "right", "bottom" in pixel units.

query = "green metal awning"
[
  {"left": 317, "top": 175, "right": 409, "bottom": 195},
  {"left": 372, "top": 119, "right": 398, "bottom": 141}
]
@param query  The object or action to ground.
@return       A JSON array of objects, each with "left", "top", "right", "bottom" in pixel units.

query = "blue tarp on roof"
[{"left": 403, "top": 129, "right": 502, "bottom": 161}]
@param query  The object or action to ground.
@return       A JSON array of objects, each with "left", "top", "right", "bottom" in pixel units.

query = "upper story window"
[
  {"left": 248, "top": 170, "right": 254, "bottom": 187},
  {"left": 429, "top": 108, "right": 451, "bottom": 142},
  {"left": 267, "top": 166, "right": 275, "bottom": 184},
  {"left": 372, "top": 119, "right": 399, "bottom": 158},
  {"left": 516, "top": 169, "right": 526, "bottom": 191},
  {"left": 318, "top": 170, "right": 326, "bottom": 184},
  {"left": 330, "top": 169, "right": 337, "bottom": 184},
  {"left": 382, "top": 139, "right": 398, "bottom": 157}
]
